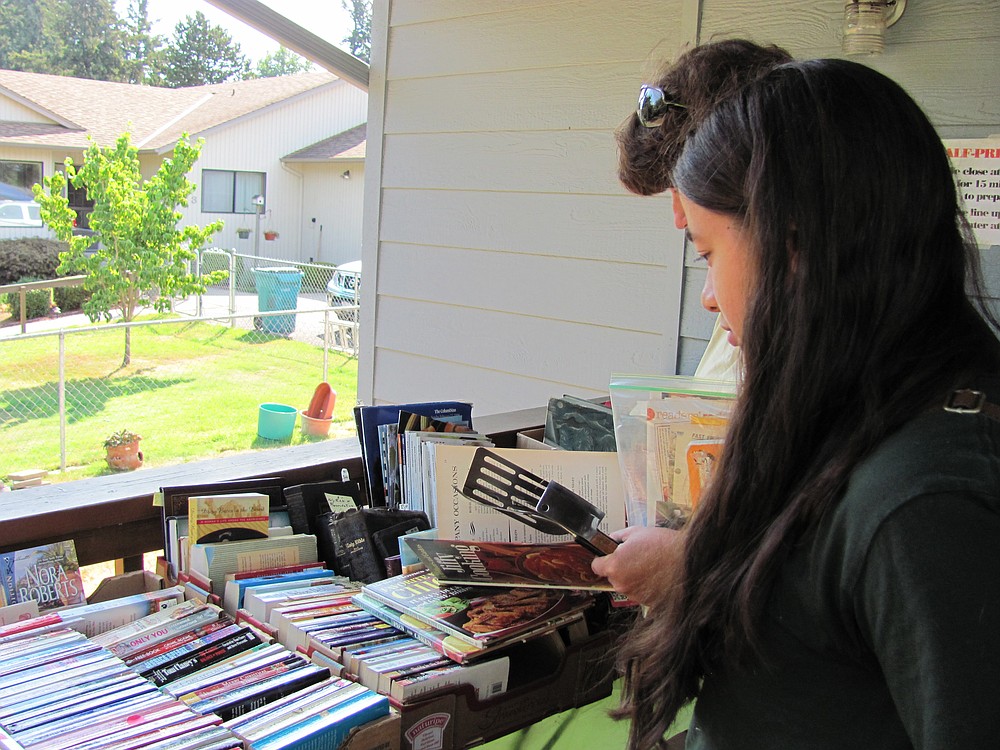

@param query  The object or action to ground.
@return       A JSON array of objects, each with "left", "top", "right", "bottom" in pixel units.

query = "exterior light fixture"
[
  {"left": 341, "top": 170, "right": 351, "bottom": 180},
  {"left": 843, "top": 0, "right": 906, "bottom": 56}
]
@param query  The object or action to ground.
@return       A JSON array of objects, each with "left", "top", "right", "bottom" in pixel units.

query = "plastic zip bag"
[{"left": 610, "top": 374, "right": 737, "bottom": 528}]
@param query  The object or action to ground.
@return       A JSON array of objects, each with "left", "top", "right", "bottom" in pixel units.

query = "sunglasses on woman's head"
[{"left": 637, "top": 84, "right": 686, "bottom": 128}]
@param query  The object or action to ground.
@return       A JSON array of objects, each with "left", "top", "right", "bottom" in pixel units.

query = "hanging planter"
[
  {"left": 264, "top": 230, "right": 279, "bottom": 241},
  {"left": 236, "top": 228, "right": 251, "bottom": 239},
  {"left": 103, "top": 429, "right": 143, "bottom": 471}
]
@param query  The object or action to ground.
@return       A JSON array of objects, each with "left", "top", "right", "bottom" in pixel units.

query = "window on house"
[
  {"left": 202, "top": 170, "right": 266, "bottom": 214},
  {"left": 0, "top": 159, "right": 42, "bottom": 194}
]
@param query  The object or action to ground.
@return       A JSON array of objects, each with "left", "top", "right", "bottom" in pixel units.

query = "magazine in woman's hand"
[{"left": 405, "top": 538, "right": 612, "bottom": 591}]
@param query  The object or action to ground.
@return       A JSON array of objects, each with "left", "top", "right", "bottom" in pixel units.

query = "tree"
[
  {"left": 162, "top": 11, "right": 250, "bottom": 88},
  {"left": 120, "top": 0, "right": 164, "bottom": 85},
  {"left": 0, "top": 0, "right": 45, "bottom": 70},
  {"left": 34, "top": 133, "right": 225, "bottom": 367},
  {"left": 341, "top": 0, "right": 371, "bottom": 63},
  {"left": 49, "top": 0, "right": 125, "bottom": 81},
  {"left": 255, "top": 46, "right": 312, "bottom": 78}
]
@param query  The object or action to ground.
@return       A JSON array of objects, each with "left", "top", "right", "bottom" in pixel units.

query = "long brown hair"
[{"left": 617, "top": 59, "right": 1000, "bottom": 749}]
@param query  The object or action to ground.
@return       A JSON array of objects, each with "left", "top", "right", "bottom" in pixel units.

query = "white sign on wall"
[{"left": 945, "top": 139, "right": 1000, "bottom": 248}]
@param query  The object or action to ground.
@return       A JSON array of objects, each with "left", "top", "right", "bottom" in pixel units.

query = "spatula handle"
[{"left": 578, "top": 530, "right": 620, "bottom": 556}]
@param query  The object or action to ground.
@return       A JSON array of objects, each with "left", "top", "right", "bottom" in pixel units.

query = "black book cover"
[
  {"left": 283, "top": 480, "right": 363, "bottom": 535},
  {"left": 319, "top": 508, "right": 430, "bottom": 584}
]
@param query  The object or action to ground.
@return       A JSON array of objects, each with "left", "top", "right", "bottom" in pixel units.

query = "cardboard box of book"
[
  {"left": 514, "top": 427, "right": 556, "bottom": 450},
  {"left": 88, "top": 570, "right": 166, "bottom": 604},
  {"left": 337, "top": 712, "right": 401, "bottom": 750},
  {"left": 395, "top": 629, "right": 616, "bottom": 750}
]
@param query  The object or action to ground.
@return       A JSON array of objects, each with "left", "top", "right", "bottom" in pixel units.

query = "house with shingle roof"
[{"left": 0, "top": 67, "right": 367, "bottom": 267}]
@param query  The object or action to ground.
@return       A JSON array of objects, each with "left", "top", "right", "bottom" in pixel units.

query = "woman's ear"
[{"left": 671, "top": 189, "right": 687, "bottom": 229}]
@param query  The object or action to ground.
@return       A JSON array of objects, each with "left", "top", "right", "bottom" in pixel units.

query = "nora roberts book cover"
[{"left": 0, "top": 539, "right": 87, "bottom": 611}]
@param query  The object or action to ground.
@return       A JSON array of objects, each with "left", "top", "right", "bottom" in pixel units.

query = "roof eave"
[
  {"left": 0, "top": 84, "right": 83, "bottom": 130},
  {"left": 282, "top": 155, "right": 366, "bottom": 164},
  {"left": 204, "top": 0, "right": 369, "bottom": 91}
]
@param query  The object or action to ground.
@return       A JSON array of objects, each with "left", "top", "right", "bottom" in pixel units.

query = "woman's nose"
[{"left": 701, "top": 271, "right": 719, "bottom": 313}]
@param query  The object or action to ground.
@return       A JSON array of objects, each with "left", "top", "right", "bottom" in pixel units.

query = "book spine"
[
  {"left": 90, "top": 599, "right": 206, "bottom": 647},
  {"left": 198, "top": 664, "right": 331, "bottom": 721},
  {"left": 132, "top": 622, "right": 244, "bottom": 672},
  {"left": 123, "top": 618, "right": 229, "bottom": 666},
  {"left": 105, "top": 606, "right": 220, "bottom": 659},
  {"left": 143, "top": 628, "right": 261, "bottom": 687},
  {"left": 353, "top": 593, "right": 478, "bottom": 662},
  {"left": 251, "top": 692, "right": 389, "bottom": 750}
]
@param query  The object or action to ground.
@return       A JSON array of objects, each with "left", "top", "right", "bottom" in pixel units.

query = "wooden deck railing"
[
  {"left": 0, "top": 406, "right": 545, "bottom": 569},
  {"left": 0, "top": 275, "right": 86, "bottom": 333}
]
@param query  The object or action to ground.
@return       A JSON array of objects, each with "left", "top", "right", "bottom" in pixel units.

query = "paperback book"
[
  {"left": 360, "top": 569, "right": 594, "bottom": 647},
  {"left": 0, "top": 540, "right": 86, "bottom": 612},
  {"left": 187, "top": 493, "right": 269, "bottom": 544},
  {"left": 187, "top": 535, "right": 319, "bottom": 596},
  {"left": 350, "top": 592, "right": 494, "bottom": 663}
]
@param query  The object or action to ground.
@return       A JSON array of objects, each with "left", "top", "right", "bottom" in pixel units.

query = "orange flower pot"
[{"left": 106, "top": 441, "right": 143, "bottom": 471}]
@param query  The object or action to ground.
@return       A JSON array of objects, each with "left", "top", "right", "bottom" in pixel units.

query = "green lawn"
[{"left": 0, "top": 317, "right": 358, "bottom": 482}]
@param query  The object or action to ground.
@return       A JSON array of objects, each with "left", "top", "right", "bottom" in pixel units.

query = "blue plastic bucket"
[{"left": 257, "top": 402, "right": 297, "bottom": 440}]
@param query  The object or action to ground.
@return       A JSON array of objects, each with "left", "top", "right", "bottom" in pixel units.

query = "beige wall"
[
  {"left": 180, "top": 80, "right": 368, "bottom": 262},
  {"left": 297, "top": 161, "right": 365, "bottom": 268},
  {"left": 360, "top": 1, "right": 999, "bottom": 415}
]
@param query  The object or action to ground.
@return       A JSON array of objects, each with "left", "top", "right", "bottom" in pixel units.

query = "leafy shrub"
[
  {"left": 4, "top": 277, "right": 52, "bottom": 320},
  {"left": 54, "top": 283, "right": 91, "bottom": 312},
  {"left": 0, "top": 238, "right": 66, "bottom": 285}
]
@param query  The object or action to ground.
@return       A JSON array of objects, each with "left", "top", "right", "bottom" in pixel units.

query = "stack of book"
[
  {"left": 0, "top": 592, "right": 392, "bottom": 750},
  {"left": 231, "top": 571, "right": 523, "bottom": 709},
  {"left": 353, "top": 400, "right": 479, "bottom": 509},
  {"left": 0, "top": 615, "right": 244, "bottom": 750}
]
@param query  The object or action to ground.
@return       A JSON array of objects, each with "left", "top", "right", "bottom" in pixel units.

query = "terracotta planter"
[
  {"left": 105, "top": 441, "right": 143, "bottom": 471},
  {"left": 264, "top": 231, "right": 279, "bottom": 241},
  {"left": 300, "top": 410, "right": 334, "bottom": 437}
]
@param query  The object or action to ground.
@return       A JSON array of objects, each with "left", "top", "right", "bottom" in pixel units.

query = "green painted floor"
[{"left": 480, "top": 682, "right": 692, "bottom": 749}]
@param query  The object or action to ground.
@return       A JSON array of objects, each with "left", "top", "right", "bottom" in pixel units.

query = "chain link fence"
[
  {"left": 0, "top": 257, "right": 361, "bottom": 481},
  {"left": 186, "top": 249, "right": 360, "bottom": 355}
]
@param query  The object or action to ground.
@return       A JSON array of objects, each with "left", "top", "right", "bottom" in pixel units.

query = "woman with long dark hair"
[{"left": 594, "top": 57, "right": 1000, "bottom": 749}]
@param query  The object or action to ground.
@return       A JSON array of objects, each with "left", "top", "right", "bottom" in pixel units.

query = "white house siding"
[
  {"left": 0, "top": 97, "right": 52, "bottom": 123},
  {"left": 362, "top": 0, "right": 1000, "bottom": 415},
  {"left": 296, "top": 161, "right": 365, "bottom": 267},
  {"left": 178, "top": 80, "right": 368, "bottom": 262},
  {"left": 360, "top": 0, "right": 691, "bottom": 415}
]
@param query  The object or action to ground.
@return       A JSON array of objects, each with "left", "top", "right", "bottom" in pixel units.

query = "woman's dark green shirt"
[{"left": 687, "top": 397, "right": 1000, "bottom": 749}]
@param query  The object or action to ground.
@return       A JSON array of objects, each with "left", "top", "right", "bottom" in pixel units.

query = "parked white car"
[
  {"left": 326, "top": 260, "right": 361, "bottom": 321},
  {"left": 0, "top": 199, "right": 42, "bottom": 227}
]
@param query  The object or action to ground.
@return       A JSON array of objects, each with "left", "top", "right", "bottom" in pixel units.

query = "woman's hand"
[{"left": 591, "top": 526, "right": 685, "bottom": 606}]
